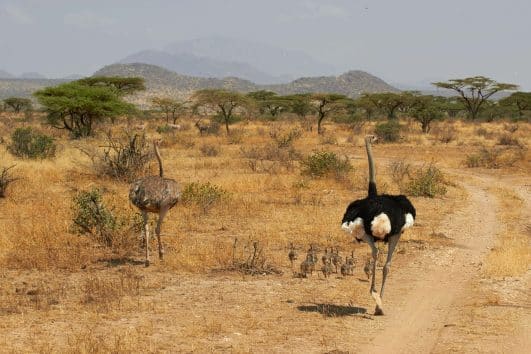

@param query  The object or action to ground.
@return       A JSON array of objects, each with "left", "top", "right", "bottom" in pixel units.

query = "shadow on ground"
[
  {"left": 98, "top": 257, "right": 146, "bottom": 267},
  {"left": 297, "top": 303, "right": 368, "bottom": 317}
]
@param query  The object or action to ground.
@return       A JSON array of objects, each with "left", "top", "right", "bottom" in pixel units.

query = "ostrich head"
[{"left": 365, "top": 134, "right": 378, "bottom": 144}]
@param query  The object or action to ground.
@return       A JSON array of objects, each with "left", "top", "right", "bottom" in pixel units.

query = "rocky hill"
[
  {"left": 0, "top": 63, "right": 397, "bottom": 105},
  {"left": 94, "top": 63, "right": 397, "bottom": 101}
]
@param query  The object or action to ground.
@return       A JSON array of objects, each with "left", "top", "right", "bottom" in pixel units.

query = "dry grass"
[
  {"left": 485, "top": 188, "right": 530, "bottom": 277},
  {"left": 0, "top": 111, "right": 529, "bottom": 352}
]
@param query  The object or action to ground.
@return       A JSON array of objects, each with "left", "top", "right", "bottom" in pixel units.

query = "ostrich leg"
[
  {"left": 155, "top": 207, "right": 169, "bottom": 260},
  {"left": 142, "top": 211, "right": 150, "bottom": 267},
  {"left": 365, "top": 237, "right": 382, "bottom": 314},
  {"left": 380, "top": 234, "right": 400, "bottom": 299}
]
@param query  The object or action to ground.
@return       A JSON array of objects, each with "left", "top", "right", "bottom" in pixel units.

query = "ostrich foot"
[{"left": 374, "top": 305, "right": 384, "bottom": 316}]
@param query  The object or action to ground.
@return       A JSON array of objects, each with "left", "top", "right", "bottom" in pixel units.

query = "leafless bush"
[
  {"left": 475, "top": 127, "right": 495, "bottom": 139},
  {"left": 432, "top": 125, "right": 457, "bottom": 143},
  {"left": 497, "top": 134, "right": 523, "bottom": 147},
  {"left": 227, "top": 128, "right": 245, "bottom": 144},
  {"left": 0, "top": 165, "right": 18, "bottom": 198},
  {"left": 223, "top": 239, "right": 282, "bottom": 275},
  {"left": 200, "top": 143, "right": 220, "bottom": 156},
  {"left": 503, "top": 123, "right": 518, "bottom": 133},
  {"left": 465, "top": 146, "right": 526, "bottom": 168},
  {"left": 240, "top": 143, "right": 301, "bottom": 173},
  {"left": 389, "top": 161, "right": 411, "bottom": 191},
  {"left": 82, "top": 132, "right": 151, "bottom": 182},
  {"left": 269, "top": 127, "right": 302, "bottom": 148}
]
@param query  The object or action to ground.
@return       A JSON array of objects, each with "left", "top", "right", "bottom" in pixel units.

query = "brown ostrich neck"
[{"left": 154, "top": 142, "right": 163, "bottom": 177}]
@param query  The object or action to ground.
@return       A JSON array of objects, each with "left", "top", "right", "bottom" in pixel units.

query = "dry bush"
[
  {"left": 227, "top": 128, "right": 246, "bottom": 144},
  {"left": 496, "top": 134, "right": 522, "bottom": 147},
  {"left": 82, "top": 132, "right": 151, "bottom": 182},
  {"left": 199, "top": 143, "right": 220, "bottom": 157},
  {"left": 432, "top": 125, "right": 457, "bottom": 143},
  {"left": 0, "top": 278, "right": 66, "bottom": 315},
  {"left": 0, "top": 165, "right": 18, "bottom": 198},
  {"left": 475, "top": 127, "right": 495, "bottom": 139},
  {"left": 503, "top": 123, "right": 518, "bottom": 133},
  {"left": 269, "top": 126, "right": 302, "bottom": 148},
  {"left": 389, "top": 161, "right": 412, "bottom": 191},
  {"left": 465, "top": 146, "right": 526, "bottom": 168},
  {"left": 240, "top": 143, "right": 300, "bottom": 173},
  {"left": 319, "top": 133, "right": 338, "bottom": 145},
  {"left": 221, "top": 239, "right": 281, "bottom": 275}
]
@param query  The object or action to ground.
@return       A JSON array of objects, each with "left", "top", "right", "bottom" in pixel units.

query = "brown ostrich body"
[{"left": 129, "top": 140, "right": 180, "bottom": 266}]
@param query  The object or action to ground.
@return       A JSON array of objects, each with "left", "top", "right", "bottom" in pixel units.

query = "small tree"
[
  {"left": 3, "top": 97, "right": 32, "bottom": 112},
  {"left": 35, "top": 81, "right": 136, "bottom": 138},
  {"left": 76, "top": 76, "right": 145, "bottom": 95},
  {"left": 355, "top": 95, "right": 378, "bottom": 120},
  {"left": 433, "top": 76, "right": 517, "bottom": 119},
  {"left": 151, "top": 97, "right": 184, "bottom": 123},
  {"left": 499, "top": 91, "right": 531, "bottom": 118},
  {"left": 247, "top": 91, "right": 289, "bottom": 118},
  {"left": 362, "top": 92, "right": 408, "bottom": 120},
  {"left": 410, "top": 95, "right": 444, "bottom": 133},
  {"left": 192, "top": 89, "right": 250, "bottom": 134},
  {"left": 311, "top": 93, "right": 348, "bottom": 134}
]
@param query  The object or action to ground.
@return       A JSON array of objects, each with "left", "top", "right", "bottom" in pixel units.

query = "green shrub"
[
  {"left": 71, "top": 188, "right": 141, "bottom": 248},
  {"left": 301, "top": 151, "right": 352, "bottom": 179},
  {"left": 156, "top": 125, "right": 172, "bottom": 134},
  {"left": 374, "top": 120, "right": 401, "bottom": 142},
  {"left": 406, "top": 164, "right": 447, "bottom": 198},
  {"left": 181, "top": 182, "right": 230, "bottom": 213},
  {"left": 8, "top": 127, "right": 56, "bottom": 159}
]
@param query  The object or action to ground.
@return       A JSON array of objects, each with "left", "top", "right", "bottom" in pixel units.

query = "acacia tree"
[
  {"left": 362, "top": 92, "right": 408, "bottom": 120},
  {"left": 151, "top": 97, "right": 184, "bottom": 123},
  {"left": 433, "top": 76, "right": 517, "bottom": 119},
  {"left": 410, "top": 95, "right": 444, "bottom": 133},
  {"left": 311, "top": 93, "right": 348, "bottom": 134},
  {"left": 34, "top": 82, "right": 135, "bottom": 138},
  {"left": 3, "top": 97, "right": 32, "bottom": 112},
  {"left": 76, "top": 76, "right": 145, "bottom": 95},
  {"left": 499, "top": 91, "right": 531, "bottom": 118},
  {"left": 192, "top": 89, "right": 250, "bottom": 134},
  {"left": 285, "top": 94, "right": 314, "bottom": 118},
  {"left": 355, "top": 94, "right": 378, "bottom": 120},
  {"left": 246, "top": 90, "right": 288, "bottom": 118}
]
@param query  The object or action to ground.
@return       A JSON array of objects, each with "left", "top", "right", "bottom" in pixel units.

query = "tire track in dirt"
[{"left": 360, "top": 177, "right": 501, "bottom": 354}]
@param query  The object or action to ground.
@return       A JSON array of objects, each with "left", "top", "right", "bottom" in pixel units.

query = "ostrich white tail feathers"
[{"left": 371, "top": 213, "right": 391, "bottom": 238}]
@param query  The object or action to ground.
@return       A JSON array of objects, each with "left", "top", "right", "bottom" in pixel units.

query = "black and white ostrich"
[{"left": 341, "top": 135, "right": 416, "bottom": 315}]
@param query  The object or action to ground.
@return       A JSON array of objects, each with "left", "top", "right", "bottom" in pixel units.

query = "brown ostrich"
[{"left": 129, "top": 140, "right": 180, "bottom": 266}]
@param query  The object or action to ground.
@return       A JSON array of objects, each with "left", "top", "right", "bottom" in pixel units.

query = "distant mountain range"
[
  {"left": 0, "top": 62, "right": 397, "bottom": 102},
  {"left": 93, "top": 63, "right": 397, "bottom": 101}
]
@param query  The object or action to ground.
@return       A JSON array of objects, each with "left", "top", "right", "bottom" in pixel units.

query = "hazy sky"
[{"left": 0, "top": 0, "right": 530, "bottom": 89}]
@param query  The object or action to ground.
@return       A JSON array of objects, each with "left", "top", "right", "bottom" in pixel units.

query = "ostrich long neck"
[
  {"left": 365, "top": 138, "right": 377, "bottom": 197},
  {"left": 154, "top": 143, "right": 163, "bottom": 177}
]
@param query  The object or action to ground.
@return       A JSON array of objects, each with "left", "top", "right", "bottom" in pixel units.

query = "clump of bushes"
[
  {"left": 240, "top": 143, "right": 301, "bottom": 173},
  {"left": 71, "top": 188, "right": 140, "bottom": 249},
  {"left": 8, "top": 127, "right": 56, "bottom": 159},
  {"left": 374, "top": 120, "right": 401, "bottom": 142},
  {"left": 181, "top": 182, "right": 230, "bottom": 214},
  {"left": 269, "top": 127, "right": 302, "bottom": 148},
  {"left": 465, "top": 146, "right": 525, "bottom": 168},
  {"left": 406, "top": 164, "right": 447, "bottom": 197},
  {"left": 497, "top": 134, "right": 522, "bottom": 147},
  {"left": 301, "top": 151, "right": 352, "bottom": 179}
]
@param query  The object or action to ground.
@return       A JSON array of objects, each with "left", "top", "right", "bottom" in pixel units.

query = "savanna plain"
[{"left": 0, "top": 112, "right": 529, "bottom": 353}]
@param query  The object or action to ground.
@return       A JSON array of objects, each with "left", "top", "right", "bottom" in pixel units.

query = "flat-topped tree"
[
  {"left": 285, "top": 94, "right": 314, "bottom": 119},
  {"left": 361, "top": 92, "right": 409, "bottom": 120},
  {"left": 192, "top": 89, "right": 251, "bottom": 134},
  {"left": 151, "top": 97, "right": 185, "bottom": 124},
  {"left": 34, "top": 81, "right": 135, "bottom": 138},
  {"left": 433, "top": 76, "right": 517, "bottom": 120},
  {"left": 311, "top": 93, "right": 349, "bottom": 134},
  {"left": 499, "top": 91, "right": 531, "bottom": 118},
  {"left": 76, "top": 76, "right": 145, "bottom": 95},
  {"left": 246, "top": 90, "right": 289, "bottom": 118},
  {"left": 3, "top": 97, "right": 32, "bottom": 113}
]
